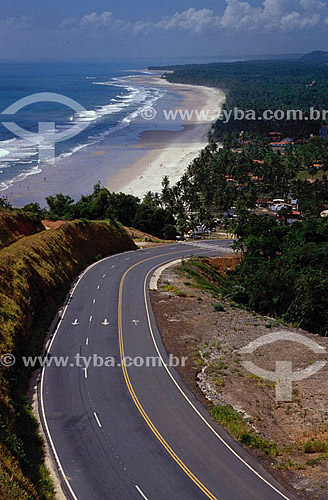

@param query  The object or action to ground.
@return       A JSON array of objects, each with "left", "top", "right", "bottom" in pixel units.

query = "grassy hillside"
[
  {"left": 0, "top": 219, "right": 136, "bottom": 499},
  {"left": 0, "top": 209, "right": 44, "bottom": 250}
]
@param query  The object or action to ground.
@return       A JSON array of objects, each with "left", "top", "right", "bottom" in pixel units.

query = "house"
[
  {"left": 270, "top": 138, "right": 294, "bottom": 148},
  {"left": 291, "top": 199, "right": 298, "bottom": 210},
  {"left": 266, "top": 131, "right": 282, "bottom": 141},
  {"left": 249, "top": 174, "right": 263, "bottom": 182},
  {"left": 270, "top": 200, "right": 291, "bottom": 212},
  {"left": 276, "top": 210, "right": 301, "bottom": 224},
  {"left": 257, "top": 198, "right": 273, "bottom": 208},
  {"left": 253, "top": 159, "right": 264, "bottom": 165}
]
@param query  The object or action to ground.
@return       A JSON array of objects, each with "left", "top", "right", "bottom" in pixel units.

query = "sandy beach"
[
  {"left": 6, "top": 72, "right": 225, "bottom": 206},
  {"left": 108, "top": 74, "right": 225, "bottom": 197}
]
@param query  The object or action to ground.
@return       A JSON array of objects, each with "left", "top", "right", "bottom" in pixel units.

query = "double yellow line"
[{"left": 118, "top": 254, "right": 218, "bottom": 500}]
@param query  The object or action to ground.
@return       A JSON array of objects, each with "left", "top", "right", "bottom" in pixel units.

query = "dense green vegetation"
[
  {"left": 300, "top": 51, "right": 328, "bottom": 63},
  {"left": 157, "top": 135, "right": 328, "bottom": 335},
  {"left": 223, "top": 215, "right": 328, "bottom": 336},
  {"left": 156, "top": 138, "right": 328, "bottom": 232},
  {"left": 147, "top": 57, "right": 328, "bottom": 338},
  {"left": 151, "top": 56, "right": 328, "bottom": 138},
  {"left": 210, "top": 405, "right": 278, "bottom": 456},
  {"left": 0, "top": 216, "right": 135, "bottom": 499},
  {"left": 18, "top": 182, "right": 175, "bottom": 239}
]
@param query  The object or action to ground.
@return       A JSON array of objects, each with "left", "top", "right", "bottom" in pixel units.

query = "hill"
[
  {"left": 300, "top": 50, "right": 328, "bottom": 63},
  {"left": 0, "top": 219, "right": 136, "bottom": 499},
  {"left": 0, "top": 209, "right": 44, "bottom": 250}
]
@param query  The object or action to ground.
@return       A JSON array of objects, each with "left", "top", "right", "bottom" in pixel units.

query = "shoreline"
[
  {"left": 5, "top": 72, "right": 225, "bottom": 206},
  {"left": 108, "top": 74, "right": 225, "bottom": 197}
]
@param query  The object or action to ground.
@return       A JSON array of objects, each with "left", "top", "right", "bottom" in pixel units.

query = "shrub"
[
  {"left": 303, "top": 440, "right": 327, "bottom": 454},
  {"left": 210, "top": 405, "right": 278, "bottom": 456}
]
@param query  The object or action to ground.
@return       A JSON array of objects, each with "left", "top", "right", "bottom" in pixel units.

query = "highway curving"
[{"left": 40, "top": 240, "right": 298, "bottom": 500}]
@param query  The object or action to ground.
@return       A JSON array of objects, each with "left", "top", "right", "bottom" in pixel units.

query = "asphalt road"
[{"left": 40, "top": 240, "right": 298, "bottom": 500}]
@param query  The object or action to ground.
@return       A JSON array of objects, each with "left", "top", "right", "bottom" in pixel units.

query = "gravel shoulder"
[{"left": 150, "top": 256, "right": 328, "bottom": 500}]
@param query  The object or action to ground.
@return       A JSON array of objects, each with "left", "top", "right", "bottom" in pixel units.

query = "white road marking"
[
  {"left": 125, "top": 257, "right": 130, "bottom": 261},
  {"left": 93, "top": 298, "right": 96, "bottom": 304},
  {"left": 182, "top": 241, "right": 232, "bottom": 252},
  {"left": 84, "top": 368, "right": 88, "bottom": 379},
  {"left": 135, "top": 485, "right": 149, "bottom": 500},
  {"left": 41, "top": 246, "right": 289, "bottom": 500},
  {"left": 71, "top": 319, "right": 79, "bottom": 326},
  {"left": 144, "top": 262, "right": 291, "bottom": 500},
  {"left": 89, "top": 315, "right": 93, "bottom": 322},
  {"left": 131, "top": 319, "right": 140, "bottom": 326},
  {"left": 40, "top": 249, "right": 137, "bottom": 500},
  {"left": 102, "top": 319, "right": 109, "bottom": 326},
  {"left": 97, "top": 285, "right": 100, "bottom": 290},
  {"left": 111, "top": 265, "right": 115, "bottom": 268},
  {"left": 86, "top": 338, "right": 89, "bottom": 346},
  {"left": 93, "top": 412, "right": 102, "bottom": 428},
  {"left": 103, "top": 274, "right": 106, "bottom": 278}
]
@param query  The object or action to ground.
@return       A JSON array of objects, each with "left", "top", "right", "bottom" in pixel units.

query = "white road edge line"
[
  {"left": 135, "top": 485, "right": 149, "bottom": 500},
  {"left": 93, "top": 412, "right": 102, "bottom": 428},
  {"left": 144, "top": 258, "right": 292, "bottom": 500},
  {"left": 38, "top": 245, "right": 222, "bottom": 500},
  {"left": 40, "top": 249, "right": 137, "bottom": 500}
]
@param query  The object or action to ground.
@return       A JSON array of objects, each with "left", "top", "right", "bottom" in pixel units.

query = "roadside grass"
[
  {"left": 206, "top": 360, "right": 229, "bottom": 377},
  {"left": 163, "top": 284, "right": 187, "bottom": 297},
  {"left": 210, "top": 405, "right": 279, "bottom": 457},
  {"left": 0, "top": 219, "right": 136, "bottom": 499},
  {"left": 303, "top": 440, "right": 328, "bottom": 454},
  {"left": 193, "top": 350, "right": 205, "bottom": 368},
  {"left": 179, "top": 258, "right": 222, "bottom": 297},
  {"left": 246, "top": 373, "right": 275, "bottom": 389}
]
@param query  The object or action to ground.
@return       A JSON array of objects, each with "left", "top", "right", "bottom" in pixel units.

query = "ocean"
[{"left": 0, "top": 62, "right": 176, "bottom": 193}]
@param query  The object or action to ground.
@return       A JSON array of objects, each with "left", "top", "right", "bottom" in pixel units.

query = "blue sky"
[{"left": 0, "top": 0, "right": 327, "bottom": 62}]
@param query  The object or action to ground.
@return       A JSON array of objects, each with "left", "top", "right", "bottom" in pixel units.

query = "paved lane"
[{"left": 40, "top": 241, "right": 298, "bottom": 500}]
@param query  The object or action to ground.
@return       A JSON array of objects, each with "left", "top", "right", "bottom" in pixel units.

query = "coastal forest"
[{"left": 151, "top": 53, "right": 328, "bottom": 139}]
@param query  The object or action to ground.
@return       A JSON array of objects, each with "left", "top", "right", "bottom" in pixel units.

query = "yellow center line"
[{"left": 118, "top": 252, "right": 219, "bottom": 500}]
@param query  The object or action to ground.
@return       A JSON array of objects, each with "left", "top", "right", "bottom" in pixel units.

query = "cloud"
[
  {"left": 219, "top": 0, "right": 325, "bottom": 31},
  {"left": 219, "top": 0, "right": 262, "bottom": 30},
  {"left": 0, "top": 2, "right": 327, "bottom": 61},
  {"left": 72, "top": 2, "right": 327, "bottom": 36},
  {"left": 7, "top": 2, "right": 325, "bottom": 39},
  {"left": 76, "top": 8, "right": 219, "bottom": 36},
  {"left": 80, "top": 12, "right": 114, "bottom": 26},
  {"left": 80, "top": 11, "right": 128, "bottom": 32},
  {"left": 154, "top": 8, "right": 219, "bottom": 33},
  {"left": 0, "top": 16, "right": 30, "bottom": 31},
  {"left": 280, "top": 11, "right": 320, "bottom": 30}
]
